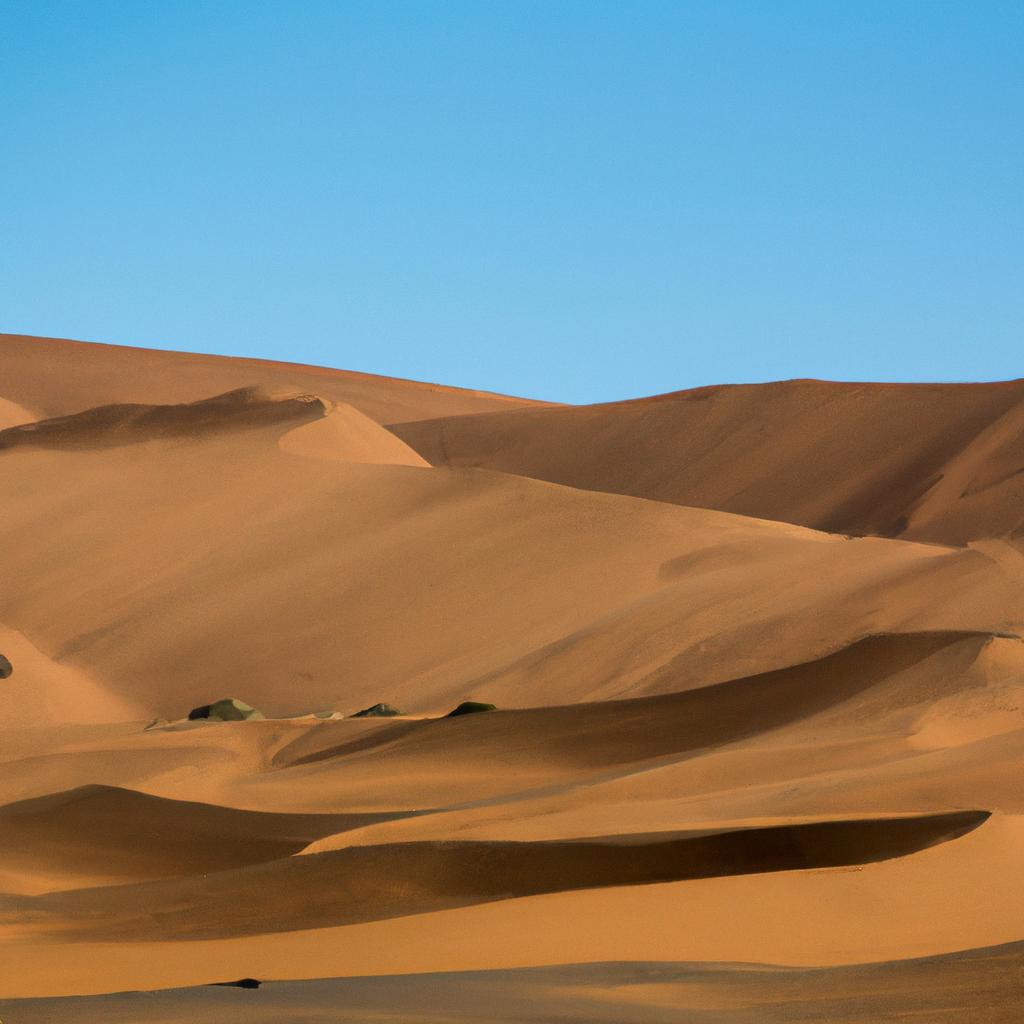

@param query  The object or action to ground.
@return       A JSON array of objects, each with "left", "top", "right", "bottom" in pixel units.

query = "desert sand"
[{"left": 1, "top": 332, "right": 1022, "bottom": 1020}]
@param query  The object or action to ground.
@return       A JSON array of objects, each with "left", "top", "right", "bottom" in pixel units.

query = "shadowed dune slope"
[
  {"left": 0, "top": 387, "right": 328, "bottom": 450},
  {"left": 0, "top": 785, "right": 413, "bottom": 892},
  {"left": 259, "top": 629, "right": 1022, "bottom": 822},
  {"left": 4, "top": 811, "right": 987, "bottom": 940},
  {"left": 393, "top": 378, "right": 1024, "bottom": 544},
  {"left": 0, "top": 387, "right": 429, "bottom": 466},
  {"left": 4, "top": 943, "right": 1020, "bottom": 1024},
  {"left": 0, "top": 332, "right": 554, "bottom": 424},
  {"left": 279, "top": 632, "right": 997, "bottom": 777},
  {"left": 3, "top": 339, "right": 1024, "bottom": 1011},
  {"left": 2, "top": 397, "right": 1021, "bottom": 724}
]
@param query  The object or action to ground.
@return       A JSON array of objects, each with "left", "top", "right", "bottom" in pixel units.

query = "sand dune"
[
  {"left": 4, "top": 943, "right": 1021, "bottom": 1024},
  {"left": 3, "top": 407, "right": 1020, "bottom": 724},
  {"left": 393, "top": 378, "right": 1024, "bottom": 544},
  {"left": 4, "top": 811, "right": 987, "bottom": 940},
  {"left": 277, "top": 401, "right": 429, "bottom": 466},
  {"left": 0, "top": 386, "right": 329, "bottom": 450},
  {"left": 4, "top": 813, "right": 1024, "bottom": 996},
  {"left": 902, "top": 396, "right": 1024, "bottom": 544},
  {"left": 0, "top": 386, "right": 429, "bottom": 467},
  {"left": 1, "top": 337, "right": 1023, "bottom": 1017},
  {"left": 0, "top": 332, "right": 554, "bottom": 424},
  {"left": 281, "top": 632, "right": 1000, "bottom": 786},
  {"left": 0, "top": 394, "right": 36, "bottom": 428},
  {"left": 0, "top": 784, "right": 413, "bottom": 894}
]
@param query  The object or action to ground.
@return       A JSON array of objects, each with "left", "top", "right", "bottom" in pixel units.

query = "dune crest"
[
  {"left": 278, "top": 402, "right": 429, "bottom": 466},
  {"left": 0, "top": 784, "right": 415, "bottom": 894},
  {"left": 0, "top": 386, "right": 329, "bottom": 451},
  {"left": 1, "top": 335, "right": 1023, "bottom": 1018},
  {"left": 393, "top": 378, "right": 1024, "bottom": 545},
  {"left": 0, "top": 332, "right": 556, "bottom": 424}
]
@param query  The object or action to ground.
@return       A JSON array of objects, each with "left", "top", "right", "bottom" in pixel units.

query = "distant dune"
[
  {"left": 0, "top": 386, "right": 328, "bottom": 451},
  {"left": 393, "top": 378, "right": 1024, "bottom": 544},
  {"left": 0, "top": 332, "right": 556, "bottom": 424},
  {"left": 0, "top": 385, "right": 429, "bottom": 466},
  {"left": 1, "top": 333, "right": 1022, "bottom": 1020}
]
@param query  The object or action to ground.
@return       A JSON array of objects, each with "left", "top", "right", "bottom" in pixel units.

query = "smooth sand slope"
[
  {"left": 2, "top": 622, "right": 1023, "bottom": 994},
  {"left": 0, "top": 332, "right": 555, "bottom": 423},
  {"left": 0, "top": 784, "right": 414, "bottom": 895},
  {"left": 1, "top": 334, "right": 1023, "bottom": 1019},
  {"left": 0, "top": 395, "right": 36, "bottom": 429},
  {"left": 394, "top": 378, "right": 1024, "bottom": 544},
  {"left": 3, "top": 389, "right": 1022, "bottom": 726},
  {"left": 5, "top": 945, "right": 1023, "bottom": 1024}
]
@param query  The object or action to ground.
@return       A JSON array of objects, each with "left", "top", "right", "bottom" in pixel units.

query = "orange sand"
[{"left": 1, "top": 334, "right": 1022, "bottom": 1019}]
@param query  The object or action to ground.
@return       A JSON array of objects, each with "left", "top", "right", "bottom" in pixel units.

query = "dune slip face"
[
  {"left": 0, "top": 810, "right": 987, "bottom": 941},
  {"left": 393, "top": 378, "right": 1024, "bottom": 545},
  {"left": 1, "top": 336, "right": 1023, "bottom": 1017}
]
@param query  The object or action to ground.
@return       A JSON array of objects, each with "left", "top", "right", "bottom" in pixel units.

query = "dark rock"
[
  {"left": 447, "top": 700, "right": 497, "bottom": 717},
  {"left": 0, "top": 653, "right": 11, "bottom": 679},
  {"left": 187, "top": 698, "right": 263, "bottom": 722},
  {"left": 211, "top": 978, "right": 261, "bottom": 989},
  {"left": 351, "top": 702, "right": 403, "bottom": 718}
]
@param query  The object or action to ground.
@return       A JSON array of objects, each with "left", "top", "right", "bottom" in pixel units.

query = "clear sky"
[{"left": 2, "top": 1, "right": 1021, "bottom": 403}]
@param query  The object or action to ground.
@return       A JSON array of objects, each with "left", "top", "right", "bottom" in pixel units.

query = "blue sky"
[{"left": 2, "top": 1, "right": 1021, "bottom": 403}]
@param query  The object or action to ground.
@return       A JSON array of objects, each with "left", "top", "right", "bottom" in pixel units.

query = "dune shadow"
[{"left": 7, "top": 809, "right": 988, "bottom": 940}]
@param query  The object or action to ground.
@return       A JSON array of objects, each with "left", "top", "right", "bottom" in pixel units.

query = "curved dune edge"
[
  {"left": 1, "top": 815, "right": 1022, "bottom": 998},
  {"left": 0, "top": 332, "right": 557, "bottom": 425},
  {"left": 391, "top": 379, "right": 1024, "bottom": 544},
  {"left": 0, "top": 386, "right": 328, "bottom": 451},
  {"left": 0, "top": 785, "right": 420, "bottom": 894},
  {"left": 4, "top": 411, "right": 1021, "bottom": 721},
  {"left": 2, "top": 333, "right": 1023, "bottom": 1011},
  {"left": 275, "top": 631, "right": 1012, "bottom": 777},
  {"left": 277, "top": 402, "right": 429, "bottom": 466},
  {"left": 0, "top": 394, "right": 37, "bottom": 429},
  {"left": 5, "top": 810, "right": 988, "bottom": 940},
  {"left": 0, "top": 625, "right": 143, "bottom": 728}
]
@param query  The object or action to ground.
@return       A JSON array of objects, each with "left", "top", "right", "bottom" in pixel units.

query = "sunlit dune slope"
[
  {"left": 2, "top": 391, "right": 1020, "bottom": 725},
  {"left": 393, "top": 378, "right": 1024, "bottom": 544},
  {"left": 0, "top": 784, "right": 410, "bottom": 894},
  {"left": 0, "top": 386, "right": 428, "bottom": 466},
  {"left": 2, "top": 338, "right": 1024, "bottom": 1015},
  {"left": 2, "top": 624, "right": 1023, "bottom": 986},
  {"left": 0, "top": 395, "right": 36, "bottom": 429},
  {"left": 4, "top": 811, "right": 986, "bottom": 940},
  {"left": 0, "top": 332, "right": 554, "bottom": 424},
  {"left": 0, "top": 386, "right": 327, "bottom": 450}
]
